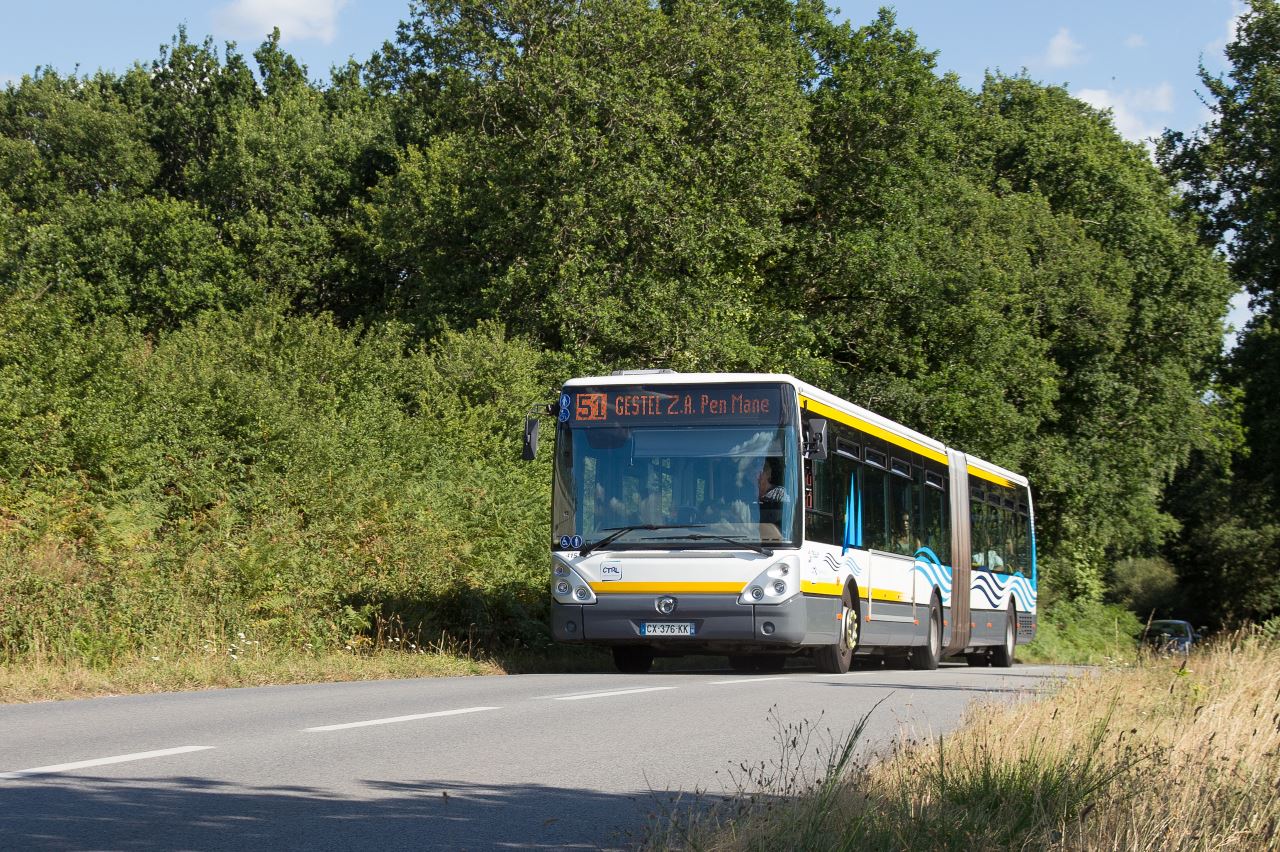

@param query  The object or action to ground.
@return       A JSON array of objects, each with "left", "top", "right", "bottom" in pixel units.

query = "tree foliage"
[
  {"left": 1159, "top": 0, "right": 1280, "bottom": 626},
  {"left": 0, "top": 1, "right": 1243, "bottom": 659}
]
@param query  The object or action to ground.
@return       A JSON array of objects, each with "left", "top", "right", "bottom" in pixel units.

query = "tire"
[
  {"left": 991, "top": 604, "right": 1016, "bottom": 668},
  {"left": 613, "top": 646, "right": 655, "bottom": 674},
  {"left": 911, "top": 596, "right": 942, "bottom": 670},
  {"left": 815, "top": 586, "right": 857, "bottom": 674},
  {"left": 965, "top": 653, "right": 989, "bottom": 667}
]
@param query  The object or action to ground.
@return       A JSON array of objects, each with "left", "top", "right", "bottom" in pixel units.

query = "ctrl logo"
[{"left": 600, "top": 563, "right": 622, "bottom": 581}]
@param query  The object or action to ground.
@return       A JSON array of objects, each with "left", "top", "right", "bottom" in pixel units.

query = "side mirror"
[
  {"left": 522, "top": 416, "right": 540, "bottom": 461},
  {"left": 804, "top": 418, "right": 829, "bottom": 460}
]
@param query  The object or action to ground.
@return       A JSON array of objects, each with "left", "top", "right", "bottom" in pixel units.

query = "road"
[{"left": 0, "top": 662, "right": 1075, "bottom": 850}]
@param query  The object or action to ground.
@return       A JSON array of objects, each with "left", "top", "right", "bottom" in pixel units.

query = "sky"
[{"left": 0, "top": 0, "right": 1253, "bottom": 339}]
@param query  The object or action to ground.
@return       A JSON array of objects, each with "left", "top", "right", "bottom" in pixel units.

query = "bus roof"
[{"left": 562, "top": 372, "right": 1029, "bottom": 489}]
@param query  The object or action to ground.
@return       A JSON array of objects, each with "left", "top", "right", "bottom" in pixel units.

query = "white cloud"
[
  {"left": 1205, "top": 0, "right": 1247, "bottom": 62},
  {"left": 1076, "top": 83, "right": 1175, "bottom": 144},
  {"left": 1042, "top": 27, "right": 1086, "bottom": 68},
  {"left": 214, "top": 0, "right": 349, "bottom": 44},
  {"left": 1124, "top": 34, "right": 1146, "bottom": 49}
]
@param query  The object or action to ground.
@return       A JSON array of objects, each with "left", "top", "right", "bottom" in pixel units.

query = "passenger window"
[
  {"left": 921, "top": 474, "right": 950, "bottom": 565},
  {"left": 889, "top": 470, "right": 918, "bottom": 556},
  {"left": 805, "top": 457, "right": 835, "bottom": 545},
  {"left": 861, "top": 464, "right": 889, "bottom": 551}
]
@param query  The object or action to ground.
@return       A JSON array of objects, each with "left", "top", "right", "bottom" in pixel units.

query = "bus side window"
[
  {"left": 888, "top": 460, "right": 917, "bottom": 556},
  {"left": 861, "top": 462, "right": 888, "bottom": 551},
  {"left": 831, "top": 453, "right": 857, "bottom": 550},
  {"left": 805, "top": 457, "right": 835, "bottom": 544},
  {"left": 922, "top": 470, "right": 950, "bottom": 565},
  {"left": 970, "top": 485, "right": 991, "bottom": 570}
]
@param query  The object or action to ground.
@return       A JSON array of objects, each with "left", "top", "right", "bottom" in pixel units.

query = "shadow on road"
[{"left": 0, "top": 774, "right": 712, "bottom": 851}]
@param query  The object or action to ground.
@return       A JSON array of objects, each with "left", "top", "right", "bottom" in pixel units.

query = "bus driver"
[{"left": 757, "top": 456, "right": 788, "bottom": 534}]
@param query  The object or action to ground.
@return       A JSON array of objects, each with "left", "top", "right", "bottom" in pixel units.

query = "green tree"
[
  {"left": 362, "top": 0, "right": 813, "bottom": 368},
  {"left": 1159, "top": 0, "right": 1280, "bottom": 625}
]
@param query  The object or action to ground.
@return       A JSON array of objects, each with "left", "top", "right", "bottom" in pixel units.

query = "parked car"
[{"left": 1145, "top": 619, "right": 1198, "bottom": 654}]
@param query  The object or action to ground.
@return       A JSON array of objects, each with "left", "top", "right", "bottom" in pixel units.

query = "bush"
[
  {"left": 1022, "top": 599, "right": 1142, "bottom": 664},
  {"left": 0, "top": 305, "right": 558, "bottom": 664}
]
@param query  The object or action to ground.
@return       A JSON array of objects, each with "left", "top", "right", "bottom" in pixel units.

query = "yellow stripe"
[
  {"left": 801, "top": 582, "right": 904, "bottom": 603},
  {"left": 799, "top": 397, "right": 948, "bottom": 465},
  {"left": 966, "top": 465, "right": 1014, "bottom": 488},
  {"left": 589, "top": 582, "right": 742, "bottom": 595},
  {"left": 590, "top": 581, "right": 910, "bottom": 603}
]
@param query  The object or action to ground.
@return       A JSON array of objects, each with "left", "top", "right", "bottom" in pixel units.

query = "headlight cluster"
[
  {"left": 740, "top": 559, "right": 798, "bottom": 605},
  {"left": 551, "top": 558, "right": 597, "bottom": 605}
]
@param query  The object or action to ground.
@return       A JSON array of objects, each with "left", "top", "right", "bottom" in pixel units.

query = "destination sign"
[{"left": 566, "top": 384, "right": 787, "bottom": 425}]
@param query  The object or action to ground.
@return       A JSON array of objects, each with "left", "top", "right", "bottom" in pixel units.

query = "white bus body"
[{"left": 542, "top": 373, "right": 1037, "bottom": 673}]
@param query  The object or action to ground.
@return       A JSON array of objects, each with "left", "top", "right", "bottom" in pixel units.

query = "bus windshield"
[{"left": 552, "top": 383, "right": 801, "bottom": 551}]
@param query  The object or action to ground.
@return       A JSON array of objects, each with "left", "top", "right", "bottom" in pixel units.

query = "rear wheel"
[
  {"left": 613, "top": 646, "right": 655, "bottom": 674},
  {"left": 815, "top": 586, "right": 857, "bottom": 674},
  {"left": 911, "top": 596, "right": 942, "bottom": 670},
  {"left": 991, "top": 605, "right": 1016, "bottom": 668}
]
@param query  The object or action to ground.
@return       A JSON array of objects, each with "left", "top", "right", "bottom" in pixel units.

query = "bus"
[{"left": 524, "top": 371, "right": 1037, "bottom": 674}]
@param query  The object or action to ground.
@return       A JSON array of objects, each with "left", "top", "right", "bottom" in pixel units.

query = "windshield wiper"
[
  {"left": 663, "top": 533, "right": 774, "bottom": 557},
  {"left": 579, "top": 524, "right": 705, "bottom": 557}
]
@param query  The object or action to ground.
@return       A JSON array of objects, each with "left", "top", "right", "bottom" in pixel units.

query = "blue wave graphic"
[
  {"left": 972, "top": 581, "right": 1002, "bottom": 608},
  {"left": 912, "top": 548, "right": 953, "bottom": 606},
  {"left": 969, "top": 570, "right": 1038, "bottom": 612},
  {"left": 819, "top": 551, "right": 864, "bottom": 579}
]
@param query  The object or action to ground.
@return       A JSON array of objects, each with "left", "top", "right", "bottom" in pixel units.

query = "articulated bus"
[{"left": 525, "top": 371, "right": 1037, "bottom": 674}]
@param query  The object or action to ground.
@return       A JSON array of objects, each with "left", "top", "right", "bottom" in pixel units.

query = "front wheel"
[
  {"left": 991, "top": 604, "right": 1016, "bottom": 668},
  {"left": 613, "top": 646, "right": 655, "bottom": 674},
  {"left": 910, "top": 596, "right": 942, "bottom": 670},
  {"left": 815, "top": 587, "right": 858, "bottom": 674}
]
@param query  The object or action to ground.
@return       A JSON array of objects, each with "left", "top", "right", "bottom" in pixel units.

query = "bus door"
[{"left": 838, "top": 463, "right": 864, "bottom": 611}]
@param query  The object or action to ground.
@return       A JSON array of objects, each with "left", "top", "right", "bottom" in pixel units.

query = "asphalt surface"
[{"left": 0, "top": 661, "right": 1077, "bottom": 850}]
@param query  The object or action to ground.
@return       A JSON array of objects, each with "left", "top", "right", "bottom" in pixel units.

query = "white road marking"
[
  {"left": 303, "top": 706, "right": 500, "bottom": 732},
  {"left": 708, "top": 676, "right": 795, "bottom": 685},
  {"left": 548, "top": 686, "right": 677, "bottom": 701},
  {"left": 0, "top": 746, "right": 215, "bottom": 780}
]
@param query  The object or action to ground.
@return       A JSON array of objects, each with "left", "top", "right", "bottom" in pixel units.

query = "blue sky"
[
  {"left": 0, "top": 1, "right": 1243, "bottom": 144},
  {"left": 0, "top": 0, "right": 1252, "bottom": 336}
]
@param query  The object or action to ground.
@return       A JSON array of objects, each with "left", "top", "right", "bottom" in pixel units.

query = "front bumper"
[{"left": 552, "top": 593, "right": 812, "bottom": 651}]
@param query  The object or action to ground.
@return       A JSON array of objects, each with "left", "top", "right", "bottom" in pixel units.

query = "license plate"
[{"left": 641, "top": 622, "right": 696, "bottom": 637}]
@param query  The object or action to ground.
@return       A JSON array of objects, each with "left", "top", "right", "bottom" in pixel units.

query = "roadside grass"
[
  {"left": 653, "top": 629, "right": 1280, "bottom": 850},
  {"left": 0, "top": 637, "right": 616, "bottom": 704}
]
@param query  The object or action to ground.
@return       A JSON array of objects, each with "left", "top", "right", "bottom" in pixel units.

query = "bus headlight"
[
  {"left": 551, "top": 558, "right": 597, "bottom": 605},
  {"left": 740, "top": 558, "right": 800, "bottom": 605}
]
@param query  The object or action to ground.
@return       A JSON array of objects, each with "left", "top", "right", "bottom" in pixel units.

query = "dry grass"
[
  {"left": 659, "top": 630, "right": 1280, "bottom": 851},
  {"left": 0, "top": 645, "right": 503, "bottom": 704}
]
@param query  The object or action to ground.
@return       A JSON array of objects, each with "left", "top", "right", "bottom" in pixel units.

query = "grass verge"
[
  {"left": 0, "top": 639, "right": 617, "bottom": 704},
  {"left": 655, "top": 629, "right": 1280, "bottom": 850}
]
